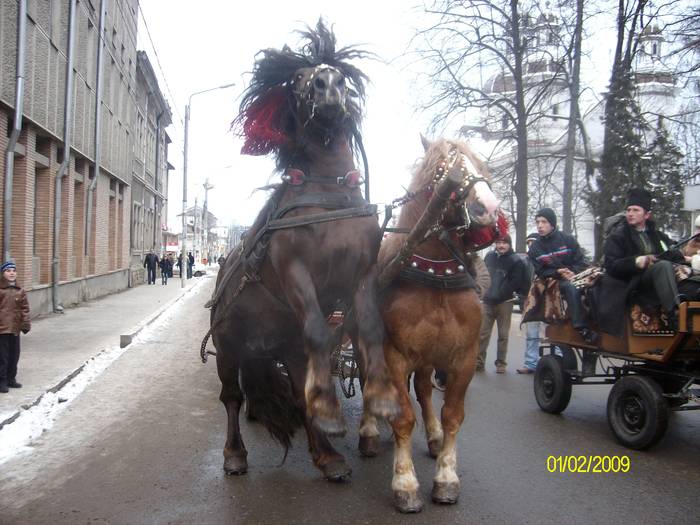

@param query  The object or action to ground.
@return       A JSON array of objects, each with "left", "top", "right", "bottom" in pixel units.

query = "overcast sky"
[{"left": 137, "top": 1, "right": 432, "bottom": 232}]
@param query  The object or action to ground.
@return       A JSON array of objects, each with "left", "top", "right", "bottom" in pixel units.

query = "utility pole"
[{"left": 181, "top": 81, "right": 235, "bottom": 288}]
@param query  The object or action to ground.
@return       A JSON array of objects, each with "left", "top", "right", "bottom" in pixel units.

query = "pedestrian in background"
[
  {"left": 0, "top": 261, "right": 31, "bottom": 393},
  {"left": 478, "top": 233, "right": 530, "bottom": 373},
  {"left": 143, "top": 250, "right": 159, "bottom": 285},
  {"left": 159, "top": 255, "right": 171, "bottom": 285},
  {"left": 518, "top": 232, "right": 540, "bottom": 374},
  {"left": 187, "top": 252, "right": 194, "bottom": 279}
]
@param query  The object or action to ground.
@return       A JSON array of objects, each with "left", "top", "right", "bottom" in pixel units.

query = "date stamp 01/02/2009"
[{"left": 546, "top": 455, "right": 631, "bottom": 473}]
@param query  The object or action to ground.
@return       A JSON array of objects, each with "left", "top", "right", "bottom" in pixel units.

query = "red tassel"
[
  {"left": 237, "top": 87, "right": 289, "bottom": 156},
  {"left": 462, "top": 210, "right": 509, "bottom": 250}
]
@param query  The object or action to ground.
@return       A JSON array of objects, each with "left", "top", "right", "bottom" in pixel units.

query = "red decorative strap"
[
  {"left": 285, "top": 168, "right": 305, "bottom": 185},
  {"left": 407, "top": 254, "right": 466, "bottom": 276},
  {"left": 343, "top": 170, "right": 363, "bottom": 188}
]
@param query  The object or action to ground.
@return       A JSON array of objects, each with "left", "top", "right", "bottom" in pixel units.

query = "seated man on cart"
[
  {"left": 603, "top": 188, "right": 685, "bottom": 331},
  {"left": 528, "top": 208, "right": 600, "bottom": 345}
]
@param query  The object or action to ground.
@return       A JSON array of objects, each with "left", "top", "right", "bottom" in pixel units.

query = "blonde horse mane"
[{"left": 379, "top": 137, "right": 490, "bottom": 268}]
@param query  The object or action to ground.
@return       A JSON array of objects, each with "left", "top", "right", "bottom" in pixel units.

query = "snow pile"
[{"left": 0, "top": 277, "right": 209, "bottom": 464}]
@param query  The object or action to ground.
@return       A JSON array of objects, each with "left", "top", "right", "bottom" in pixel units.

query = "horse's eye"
[{"left": 314, "top": 77, "right": 326, "bottom": 90}]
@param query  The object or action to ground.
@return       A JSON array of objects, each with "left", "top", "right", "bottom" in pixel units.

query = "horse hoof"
[
  {"left": 431, "top": 481, "right": 460, "bottom": 504},
  {"left": 358, "top": 435, "right": 380, "bottom": 457},
  {"left": 321, "top": 459, "right": 352, "bottom": 482},
  {"left": 311, "top": 415, "right": 347, "bottom": 437},
  {"left": 393, "top": 490, "right": 424, "bottom": 513},
  {"left": 223, "top": 454, "right": 248, "bottom": 476},
  {"left": 427, "top": 438, "right": 442, "bottom": 459}
]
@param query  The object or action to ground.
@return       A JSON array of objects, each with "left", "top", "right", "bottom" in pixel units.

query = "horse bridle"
[{"left": 292, "top": 63, "right": 348, "bottom": 126}]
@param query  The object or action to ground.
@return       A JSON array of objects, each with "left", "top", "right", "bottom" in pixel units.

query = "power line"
[{"left": 136, "top": 2, "right": 184, "bottom": 126}]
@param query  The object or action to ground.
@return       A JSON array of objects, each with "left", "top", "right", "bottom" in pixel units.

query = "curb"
[{"left": 0, "top": 278, "right": 206, "bottom": 431}]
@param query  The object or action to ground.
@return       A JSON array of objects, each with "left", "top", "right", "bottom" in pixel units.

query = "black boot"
[
  {"left": 577, "top": 328, "right": 601, "bottom": 346},
  {"left": 0, "top": 382, "right": 8, "bottom": 393},
  {"left": 8, "top": 379, "right": 22, "bottom": 388}
]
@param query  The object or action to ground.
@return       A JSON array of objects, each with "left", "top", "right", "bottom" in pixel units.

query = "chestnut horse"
[
  {"left": 208, "top": 21, "right": 397, "bottom": 481},
  {"left": 358, "top": 137, "right": 502, "bottom": 512}
]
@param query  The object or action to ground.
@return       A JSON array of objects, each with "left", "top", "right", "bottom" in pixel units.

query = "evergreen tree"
[
  {"left": 593, "top": 70, "right": 649, "bottom": 244},
  {"left": 645, "top": 118, "right": 685, "bottom": 233}
]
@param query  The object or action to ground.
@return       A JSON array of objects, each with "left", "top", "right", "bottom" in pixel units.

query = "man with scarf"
[
  {"left": 603, "top": 188, "right": 685, "bottom": 329},
  {"left": 477, "top": 233, "right": 530, "bottom": 373}
]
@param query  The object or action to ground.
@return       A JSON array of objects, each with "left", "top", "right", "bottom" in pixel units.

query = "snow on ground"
[{"left": 0, "top": 277, "right": 210, "bottom": 464}]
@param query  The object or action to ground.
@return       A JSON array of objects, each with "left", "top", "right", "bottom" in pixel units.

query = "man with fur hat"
[
  {"left": 477, "top": 233, "right": 531, "bottom": 373},
  {"left": 604, "top": 188, "right": 685, "bottom": 328},
  {"left": 528, "top": 207, "right": 599, "bottom": 344},
  {"left": 0, "top": 261, "right": 31, "bottom": 393}
]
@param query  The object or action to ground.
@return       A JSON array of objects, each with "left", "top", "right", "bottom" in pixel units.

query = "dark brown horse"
[
  {"left": 358, "top": 137, "right": 503, "bottom": 512},
  {"left": 208, "top": 21, "right": 397, "bottom": 481}
]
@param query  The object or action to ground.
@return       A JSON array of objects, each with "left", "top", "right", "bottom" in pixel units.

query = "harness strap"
[
  {"left": 399, "top": 266, "right": 476, "bottom": 289},
  {"left": 268, "top": 204, "right": 377, "bottom": 230},
  {"left": 272, "top": 193, "right": 369, "bottom": 220}
]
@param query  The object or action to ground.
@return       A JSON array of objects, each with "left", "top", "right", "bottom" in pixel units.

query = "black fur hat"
[{"left": 626, "top": 188, "right": 652, "bottom": 211}]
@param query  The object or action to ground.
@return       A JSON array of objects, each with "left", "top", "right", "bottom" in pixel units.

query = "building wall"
[{"left": 0, "top": 0, "right": 160, "bottom": 316}]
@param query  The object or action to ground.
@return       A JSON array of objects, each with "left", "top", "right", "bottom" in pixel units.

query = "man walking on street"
[
  {"left": 143, "top": 250, "right": 159, "bottom": 285},
  {"left": 159, "top": 255, "right": 171, "bottom": 285},
  {"left": 478, "top": 233, "right": 530, "bottom": 373},
  {"left": 0, "top": 261, "right": 31, "bottom": 393}
]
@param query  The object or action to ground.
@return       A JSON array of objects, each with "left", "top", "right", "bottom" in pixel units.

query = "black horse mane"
[{"left": 234, "top": 19, "right": 372, "bottom": 170}]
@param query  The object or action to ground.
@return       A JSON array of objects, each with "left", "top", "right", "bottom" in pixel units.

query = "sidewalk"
[{"left": 0, "top": 272, "right": 213, "bottom": 428}]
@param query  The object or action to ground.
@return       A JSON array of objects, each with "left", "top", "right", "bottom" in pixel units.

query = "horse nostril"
[{"left": 314, "top": 78, "right": 326, "bottom": 90}]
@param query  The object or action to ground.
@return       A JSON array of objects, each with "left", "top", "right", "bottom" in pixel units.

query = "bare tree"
[{"left": 413, "top": 0, "right": 568, "bottom": 251}]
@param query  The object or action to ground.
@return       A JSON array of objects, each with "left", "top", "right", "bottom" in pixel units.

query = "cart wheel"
[
  {"left": 607, "top": 375, "right": 669, "bottom": 450},
  {"left": 534, "top": 355, "right": 572, "bottom": 414}
]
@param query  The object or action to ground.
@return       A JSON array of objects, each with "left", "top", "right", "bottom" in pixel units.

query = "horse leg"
[
  {"left": 353, "top": 268, "right": 400, "bottom": 419},
  {"left": 281, "top": 266, "right": 345, "bottom": 435},
  {"left": 431, "top": 359, "right": 475, "bottom": 505},
  {"left": 351, "top": 332, "right": 381, "bottom": 457},
  {"left": 217, "top": 358, "right": 248, "bottom": 475},
  {"left": 414, "top": 367, "right": 443, "bottom": 458},
  {"left": 386, "top": 349, "right": 422, "bottom": 513},
  {"left": 285, "top": 357, "right": 352, "bottom": 481}
]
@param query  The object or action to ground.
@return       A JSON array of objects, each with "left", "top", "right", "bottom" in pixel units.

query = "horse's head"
[
  {"left": 413, "top": 137, "right": 499, "bottom": 232},
  {"left": 234, "top": 19, "right": 369, "bottom": 167},
  {"left": 291, "top": 64, "right": 350, "bottom": 128}
]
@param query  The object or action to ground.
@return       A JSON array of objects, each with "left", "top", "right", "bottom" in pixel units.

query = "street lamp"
[{"left": 181, "top": 82, "right": 235, "bottom": 288}]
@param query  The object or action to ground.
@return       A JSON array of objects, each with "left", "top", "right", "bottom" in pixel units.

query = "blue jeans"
[{"left": 524, "top": 321, "right": 540, "bottom": 370}]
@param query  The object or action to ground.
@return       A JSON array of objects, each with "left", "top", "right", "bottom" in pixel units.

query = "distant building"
[
  {"left": 471, "top": 13, "right": 678, "bottom": 252},
  {"left": 0, "top": 0, "right": 172, "bottom": 314},
  {"left": 130, "top": 50, "right": 172, "bottom": 283}
]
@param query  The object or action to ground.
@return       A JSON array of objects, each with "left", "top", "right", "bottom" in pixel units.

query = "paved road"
[{"left": 1, "top": 276, "right": 698, "bottom": 524}]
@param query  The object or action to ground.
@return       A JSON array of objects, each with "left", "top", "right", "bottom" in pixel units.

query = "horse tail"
[{"left": 239, "top": 357, "right": 304, "bottom": 455}]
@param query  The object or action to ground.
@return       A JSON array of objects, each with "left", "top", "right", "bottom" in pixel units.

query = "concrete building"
[
  {"left": 130, "top": 50, "right": 172, "bottom": 284},
  {"left": 0, "top": 0, "right": 172, "bottom": 315}
]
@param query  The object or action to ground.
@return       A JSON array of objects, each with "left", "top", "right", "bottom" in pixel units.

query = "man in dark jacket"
[
  {"left": 529, "top": 207, "right": 599, "bottom": 344},
  {"left": 603, "top": 188, "right": 684, "bottom": 328},
  {"left": 477, "top": 233, "right": 530, "bottom": 373},
  {"left": 143, "top": 251, "right": 159, "bottom": 285}
]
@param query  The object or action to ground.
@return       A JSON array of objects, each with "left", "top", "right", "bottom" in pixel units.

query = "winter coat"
[
  {"left": 604, "top": 219, "right": 683, "bottom": 280},
  {"left": 528, "top": 229, "right": 587, "bottom": 280},
  {"left": 595, "top": 220, "right": 685, "bottom": 337},
  {"left": 483, "top": 248, "right": 531, "bottom": 306},
  {"left": 143, "top": 253, "right": 159, "bottom": 270},
  {"left": 0, "top": 277, "right": 31, "bottom": 335},
  {"left": 159, "top": 258, "right": 172, "bottom": 272}
]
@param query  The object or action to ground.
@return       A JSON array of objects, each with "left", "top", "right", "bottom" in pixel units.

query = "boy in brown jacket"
[{"left": 0, "top": 261, "right": 31, "bottom": 393}]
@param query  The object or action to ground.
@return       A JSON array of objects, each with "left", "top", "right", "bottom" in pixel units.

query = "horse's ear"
[{"left": 420, "top": 134, "right": 431, "bottom": 152}]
